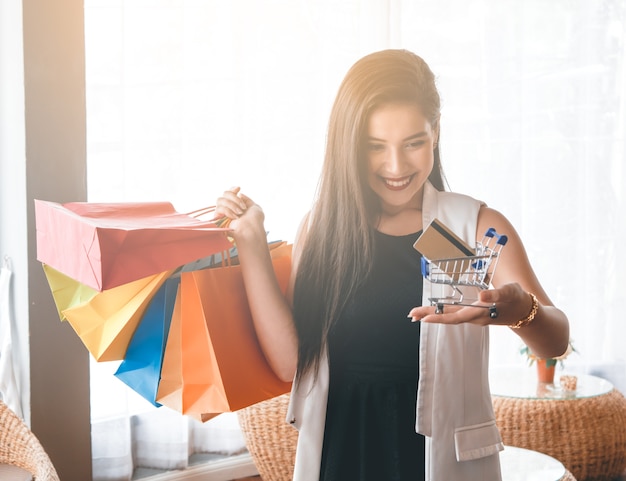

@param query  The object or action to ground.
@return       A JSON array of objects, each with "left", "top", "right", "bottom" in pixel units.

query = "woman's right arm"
[{"left": 215, "top": 188, "right": 306, "bottom": 382}]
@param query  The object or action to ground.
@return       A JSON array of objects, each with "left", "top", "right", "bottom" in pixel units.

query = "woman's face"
[{"left": 365, "top": 103, "right": 437, "bottom": 215}]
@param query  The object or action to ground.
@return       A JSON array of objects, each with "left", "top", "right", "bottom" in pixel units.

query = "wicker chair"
[
  {"left": 493, "top": 388, "right": 626, "bottom": 481},
  {"left": 0, "top": 399, "right": 60, "bottom": 481},
  {"left": 237, "top": 394, "right": 297, "bottom": 481}
]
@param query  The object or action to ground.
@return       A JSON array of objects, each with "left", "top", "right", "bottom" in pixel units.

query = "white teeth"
[{"left": 385, "top": 177, "right": 411, "bottom": 187}]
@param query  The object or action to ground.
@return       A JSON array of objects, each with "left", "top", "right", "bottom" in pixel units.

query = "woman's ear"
[{"left": 432, "top": 115, "right": 440, "bottom": 149}]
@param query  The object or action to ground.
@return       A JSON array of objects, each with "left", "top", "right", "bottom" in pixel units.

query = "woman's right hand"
[{"left": 215, "top": 187, "right": 266, "bottom": 244}]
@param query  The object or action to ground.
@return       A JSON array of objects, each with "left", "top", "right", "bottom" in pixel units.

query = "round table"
[
  {"left": 490, "top": 369, "right": 626, "bottom": 481},
  {"left": 0, "top": 465, "right": 32, "bottom": 481},
  {"left": 500, "top": 445, "right": 576, "bottom": 481}
]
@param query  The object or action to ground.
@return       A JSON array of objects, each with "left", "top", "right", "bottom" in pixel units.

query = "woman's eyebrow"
[
  {"left": 367, "top": 132, "right": 428, "bottom": 142},
  {"left": 402, "top": 132, "right": 428, "bottom": 142}
]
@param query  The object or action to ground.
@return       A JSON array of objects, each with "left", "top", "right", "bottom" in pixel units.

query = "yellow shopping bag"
[
  {"left": 42, "top": 264, "right": 98, "bottom": 321},
  {"left": 62, "top": 270, "right": 172, "bottom": 361}
]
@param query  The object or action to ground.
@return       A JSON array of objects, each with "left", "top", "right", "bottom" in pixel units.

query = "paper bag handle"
[{"left": 185, "top": 206, "right": 219, "bottom": 219}]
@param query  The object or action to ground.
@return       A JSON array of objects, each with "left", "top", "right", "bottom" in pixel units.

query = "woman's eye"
[
  {"left": 368, "top": 143, "right": 385, "bottom": 152},
  {"left": 406, "top": 141, "right": 425, "bottom": 149}
]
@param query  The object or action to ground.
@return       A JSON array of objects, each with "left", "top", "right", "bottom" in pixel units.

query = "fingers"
[
  {"left": 479, "top": 282, "right": 526, "bottom": 303},
  {"left": 410, "top": 284, "right": 532, "bottom": 327},
  {"left": 238, "top": 193, "right": 256, "bottom": 209},
  {"left": 408, "top": 300, "right": 499, "bottom": 326},
  {"left": 408, "top": 305, "right": 432, "bottom": 322},
  {"left": 216, "top": 187, "right": 248, "bottom": 219},
  {"left": 408, "top": 304, "right": 466, "bottom": 324}
]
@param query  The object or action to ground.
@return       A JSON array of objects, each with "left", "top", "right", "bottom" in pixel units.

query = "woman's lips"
[{"left": 381, "top": 175, "right": 414, "bottom": 191}]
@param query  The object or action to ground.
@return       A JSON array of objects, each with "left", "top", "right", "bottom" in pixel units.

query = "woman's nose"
[{"left": 386, "top": 148, "right": 405, "bottom": 172}]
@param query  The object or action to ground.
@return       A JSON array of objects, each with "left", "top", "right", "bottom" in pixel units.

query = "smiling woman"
[{"left": 83, "top": 0, "right": 626, "bottom": 480}]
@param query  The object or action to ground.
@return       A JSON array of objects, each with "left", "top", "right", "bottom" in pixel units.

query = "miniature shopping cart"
[{"left": 420, "top": 228, "right": 508, "bottom": 318}]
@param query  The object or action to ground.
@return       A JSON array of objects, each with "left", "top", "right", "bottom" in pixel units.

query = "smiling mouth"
[{"left": 381, "top": 175, "right": 414, "bottom": 190}]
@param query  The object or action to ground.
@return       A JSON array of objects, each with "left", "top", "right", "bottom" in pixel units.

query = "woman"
[{"left": 216, "top": 49, "right": 569, "bottom": 481}]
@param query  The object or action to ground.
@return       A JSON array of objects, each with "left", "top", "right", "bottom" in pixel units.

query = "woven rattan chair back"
[
  {"left": 0, "top": 399, "right": 60, "bottom": 481},
  {"left": 238, "top": 394, "right": 297, "bottom": 481}
]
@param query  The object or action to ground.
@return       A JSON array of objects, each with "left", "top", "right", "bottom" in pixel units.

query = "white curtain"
[
  {"left": 0, "top": 257, "right": 24, "bottom": 420},
  {"left": 84, "top": 0, "right": 626, "bottom": 479}
]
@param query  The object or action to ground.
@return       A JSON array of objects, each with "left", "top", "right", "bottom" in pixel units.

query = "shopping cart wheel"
[
  {"left": 435, "top": 303, "right": 444, "bottom": 314},
  {"left": 489, "top": 304, "right": 498, "bottom": 319}
]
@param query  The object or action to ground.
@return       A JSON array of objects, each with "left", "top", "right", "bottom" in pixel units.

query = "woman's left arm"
[{"left": 408, "top": 206, "right": 570, "bottom": 359}]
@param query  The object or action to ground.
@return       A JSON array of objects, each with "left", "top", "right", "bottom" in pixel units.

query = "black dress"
[{"left": 319, "top": 230, "right": 426, "bottom": 481}]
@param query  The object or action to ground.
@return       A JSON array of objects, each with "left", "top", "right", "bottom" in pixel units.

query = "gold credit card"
[{"left": 413, "top": 218, "right": 475, "bottom": 260}]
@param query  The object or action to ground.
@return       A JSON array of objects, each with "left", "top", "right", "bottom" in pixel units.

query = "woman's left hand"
[{"left": 407, "top": 282, "right": 534, "bottom": 327}]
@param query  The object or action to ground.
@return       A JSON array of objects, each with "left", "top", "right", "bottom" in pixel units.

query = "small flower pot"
[{"left": 536, "top": 359, "right": 556, "bottom": 383}]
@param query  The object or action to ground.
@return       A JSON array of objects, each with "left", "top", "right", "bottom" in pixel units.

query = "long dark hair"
[{"left": 292, "top": 49, "right": 445, "bottom": 384}]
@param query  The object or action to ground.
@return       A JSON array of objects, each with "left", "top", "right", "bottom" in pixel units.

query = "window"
[{"left": 85, "top": 1, "right": 626, "bottom": 479}]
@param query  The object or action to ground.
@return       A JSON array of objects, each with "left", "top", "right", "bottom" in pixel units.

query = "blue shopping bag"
[{"left": 114, "top": 276, "right": 180, "bottom": 406}]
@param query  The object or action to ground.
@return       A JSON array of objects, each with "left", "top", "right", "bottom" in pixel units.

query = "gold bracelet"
[{"left": 510, "top": 292, "right": 538, "bottom": 329}]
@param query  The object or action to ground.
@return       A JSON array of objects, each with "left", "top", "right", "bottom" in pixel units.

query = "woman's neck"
[
  {"left": 376, "top": 207, "right": 423, "bottom": 236},
  {"left": 375, "top": 189, "right": 424, "bottom": 235}
]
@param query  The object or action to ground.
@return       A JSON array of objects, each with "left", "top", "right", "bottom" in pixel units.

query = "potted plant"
[{"left": 520, "top": 341, "right": 576, "bottom": 384}]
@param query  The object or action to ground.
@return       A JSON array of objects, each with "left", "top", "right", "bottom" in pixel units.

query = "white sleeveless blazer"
[{"left": 286, "top": 182, "right": 503, "bottom": 481}]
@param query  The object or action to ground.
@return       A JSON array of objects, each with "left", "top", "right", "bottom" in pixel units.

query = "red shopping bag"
[
  {"left": 34, "top": 200, "right": 232, "bottom": 291},
  {"left": 156, "top": 244, "right": 293, "bottom": 419}
]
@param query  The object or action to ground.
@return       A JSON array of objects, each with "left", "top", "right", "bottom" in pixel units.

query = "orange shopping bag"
[
  {"left": 35, "top": 200, "right": 232, "bottom": 291},
  {"left": 156, "top": 244, "right": 292, "bottom": 419}
]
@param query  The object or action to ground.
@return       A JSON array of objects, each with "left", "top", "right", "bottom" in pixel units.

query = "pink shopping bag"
[{"left": 35, "top": 200, "right": 232, "bottom": 291}]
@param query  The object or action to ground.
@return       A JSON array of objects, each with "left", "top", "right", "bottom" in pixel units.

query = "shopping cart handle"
[
  {"left": 484, "top": 228, "right": 508, "bottom": 246},
  {"left": 421, "top": 256, "right": 430, "bottom": 277}
]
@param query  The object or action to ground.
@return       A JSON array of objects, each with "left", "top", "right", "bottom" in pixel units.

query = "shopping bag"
[
  {"left": 42, "top": 264, "right": 98, "bottom": 321},
  {"left": 180, "top": 239, "right": 287, "bottom": 272},
  {"left": 156, "top": 244, "right": 293, "bottom": 418},
  {"left": 154, "top": 281, "right": 185, "bottom": 412},
  {"left": 62, "top": 270, "right": 172, "bottom": 361},
  {"left": 34, "top": 200, "right": 232, "bottom": 291},
  {"left": 114, "top": 276, "right": 180, "bottom": 406}
]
